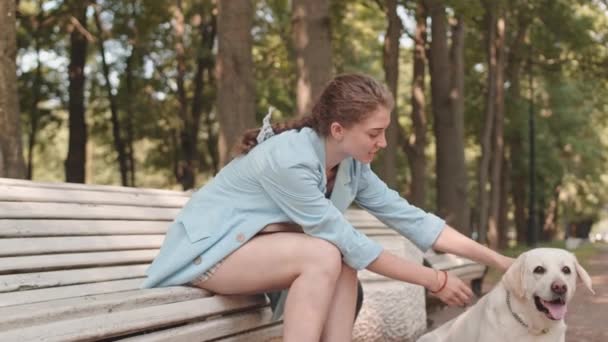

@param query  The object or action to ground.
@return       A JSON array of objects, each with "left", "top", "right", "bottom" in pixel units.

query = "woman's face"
[{"left": 332, "top": 106, "right": 391, "bottom": 164}]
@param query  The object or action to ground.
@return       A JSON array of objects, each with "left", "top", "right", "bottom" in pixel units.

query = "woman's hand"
[{"left": 429, "top": 271, "right": 473, "bottom": 307}]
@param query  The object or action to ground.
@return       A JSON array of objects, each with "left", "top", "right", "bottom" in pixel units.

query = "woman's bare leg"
[
  {"left": 197, "top": 232, "right": 342, "bottom": 342},
  {"left": 321, "top": 264, "right": 358, "bottom": 342}
]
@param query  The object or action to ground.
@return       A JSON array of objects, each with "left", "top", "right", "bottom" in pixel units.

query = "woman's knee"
[{"left": 300, "top": 237, "right": 342, "bottom": 279}]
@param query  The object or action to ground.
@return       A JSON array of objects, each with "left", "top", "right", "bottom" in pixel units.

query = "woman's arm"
[
  {"left": 366, "top": 250, "right": 473, "bottom": 307},
  {"left": 432, "top": 225, "right": 513, "bottom": 272}
]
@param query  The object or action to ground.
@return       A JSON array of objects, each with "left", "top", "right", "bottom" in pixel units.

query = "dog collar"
[{"left": 506, "top": 290, "right": 548, "bottom": 335}]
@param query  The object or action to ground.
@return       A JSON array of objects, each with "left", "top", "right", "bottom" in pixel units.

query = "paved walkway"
[{"left": 428, "top": 244, "right": 608, "bottom": 341}]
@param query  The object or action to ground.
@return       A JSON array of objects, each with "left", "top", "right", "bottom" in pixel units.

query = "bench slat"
[
  {"left": 0, "top": 177, "right": 190, "bottom": 196},
  {"left": 0, "top": 278, "right": 145, "bottom": 307},
  {"left": 0, "top": 219, "right": 170, "bottom": 237},
  {"left": 0, "top": 202, "right": 180, "bottom": 220},
  {"left": 122, "top": 309, "right": 275, "bottom": 342},
  {"left": 0, "top": 286, "right": 211, "bottom": 330},
  {"left": 0, "top": 250, "right": 157, "bottom": 273},
  {"left": 0, "top": 295, "right": 268, "bottom": 342},
  {"left": 0, "top": 235, "right": 165, "bottom": 257},
  {"left": 0, "top": 264, "right": 148, "bottom": 292},
  {"left": 218, "top": 324, "right": 283, "bottom": 342},
  {"left": 0, "top": 184, "right": 189, "bottom": 208}
]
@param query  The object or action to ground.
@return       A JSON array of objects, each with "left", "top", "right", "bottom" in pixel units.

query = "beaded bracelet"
[{"left": 430, "top": 270, "right": 448, "bottom": 294}]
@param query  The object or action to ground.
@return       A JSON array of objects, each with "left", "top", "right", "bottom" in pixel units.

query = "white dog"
[{"left": 417, "top": 248, "right": 594, "bottom": 342}]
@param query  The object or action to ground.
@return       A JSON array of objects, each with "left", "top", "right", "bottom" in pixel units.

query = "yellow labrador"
[{"left": 417, "top": 248, "right": 594, "bottom": 342}]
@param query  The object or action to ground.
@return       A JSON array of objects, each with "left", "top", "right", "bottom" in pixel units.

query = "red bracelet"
[{"left": 430, "top": 270, "right": 448, "bottom": 294}]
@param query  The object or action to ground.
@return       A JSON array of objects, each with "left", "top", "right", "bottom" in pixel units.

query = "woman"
[{"left": 142, "top": 73, "right": 513, "bottom": 341}]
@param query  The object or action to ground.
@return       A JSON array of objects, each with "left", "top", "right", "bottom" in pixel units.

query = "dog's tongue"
[{"left": 542, "top": 300, "right": 567, "bottom": 320}]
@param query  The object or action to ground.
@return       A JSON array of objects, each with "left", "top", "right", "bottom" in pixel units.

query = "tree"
[
  {"left": 402, "top": 0, "right": 429, "bottom": 208},
  {"left": 292, "top": 0, "right": 332, "bottom": 116},
  {"left": 93, "top": 4, "right": 129, "bottom": 186},
  {"left": 426, "top": 0, "right": 470, "bottom": 233},
  {"left": 216, "top": 0, "right": 255, "bottom": 167},
  {"left": 64, "top": 1, "right": 89, "bottom": 183},
  {"left": 0, "top": 0, "right": 26, "bottom": 178},
  {"left": 478, "top": 0, "right": 507, "bottom": 248},
  {"left": 376, "top": 0, "right": 401, "bottom": 189}
]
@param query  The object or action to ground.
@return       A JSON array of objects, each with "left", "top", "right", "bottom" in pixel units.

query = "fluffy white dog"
[{"left": 417, "top": 248, "right": 594, "bottom": 342}]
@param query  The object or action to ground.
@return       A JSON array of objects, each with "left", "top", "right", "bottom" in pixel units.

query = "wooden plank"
[
  {"left": 0, "top": 219, "right": 170, "bottom": 237},
  {"left": 0, "top": 286, "right": 211, "bottom": 331},
  {"left": 0, "top": 264, "right": 148, "bottom": 293},
  {"left": 218, "top": 324, "right": 283, "bottom": 342},
  {"left": 0, "top": 202, "right": 180, "bottom": 220},
  {"left": 0, "top": 235, "right": 165, "bottom": 257},
  {"left": 0, "top": 249, "right": 157, "bottom": 274},
  {"left": 0, "top": 295, "right": 268, "bottom": 342},
  {"left": 0, "top": 278, "right": 144, "bottom": 307},
  {"left": 0, "top": 185, "right": 189, "bottom": 208},
  {"left": 122, "top": 309, "right": 276, "bottom": 342},
  {"left": 0, "top": 177, "right": 190, "bottom": 197}
]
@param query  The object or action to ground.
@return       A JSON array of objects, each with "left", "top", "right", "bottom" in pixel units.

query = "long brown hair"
[{"left": 234, "top": 73, "right": 394, "bottom": 155}]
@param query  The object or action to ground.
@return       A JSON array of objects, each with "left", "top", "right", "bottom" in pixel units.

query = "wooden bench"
[
  {"left": 0, "top": 177, "right": 486, "bottom": 341},
  {"left": 0, "top": 177, "right": 281, "bottom": 341}
]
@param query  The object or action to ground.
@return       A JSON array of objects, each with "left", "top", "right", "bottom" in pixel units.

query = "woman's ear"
[{"left": 330, "top": 122, "right": 345, "bottom": 141}]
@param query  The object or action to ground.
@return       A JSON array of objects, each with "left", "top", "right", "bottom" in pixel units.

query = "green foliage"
[{"left": 11, "top": 0, "right": 608, "bottom": 234}]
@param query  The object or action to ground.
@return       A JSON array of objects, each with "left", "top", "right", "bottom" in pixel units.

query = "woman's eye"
[{"left": 533, "top": 266, "right": 545, "bottom": 274}]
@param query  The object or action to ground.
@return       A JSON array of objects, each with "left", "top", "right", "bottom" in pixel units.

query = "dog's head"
[{"left": 502, "top": 248, "right": 594, "bottom": 321}]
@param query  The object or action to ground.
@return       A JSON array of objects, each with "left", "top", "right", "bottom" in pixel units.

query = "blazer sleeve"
[
  {"left": 258, "top": 160, "right": 383, "bottom": 270},
  {"left": 354, "top": 164, "right": 445, "bottom": 251}
]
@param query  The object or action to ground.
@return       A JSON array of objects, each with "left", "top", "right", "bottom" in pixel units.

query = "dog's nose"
[{"left": 551, "top": 281, "right": 568, "bottom": 295}]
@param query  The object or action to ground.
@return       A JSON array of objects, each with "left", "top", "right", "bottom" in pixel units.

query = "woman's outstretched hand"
[{"left": 429, "top": 271, "right": 473, "bottom": 307}]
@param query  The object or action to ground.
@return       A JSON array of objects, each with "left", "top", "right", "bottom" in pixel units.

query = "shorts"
[{"left": 189, "top": 259, "right": 224, "bottom": 287}]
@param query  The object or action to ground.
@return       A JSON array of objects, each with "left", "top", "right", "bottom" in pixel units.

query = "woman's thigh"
[{"left": 198, "top": 232, "right": 341, "bottom": 295}]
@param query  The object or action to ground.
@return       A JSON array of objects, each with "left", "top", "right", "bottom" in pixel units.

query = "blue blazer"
[{"left": 141, "top": 127, "right": 445, "bottom": 288}]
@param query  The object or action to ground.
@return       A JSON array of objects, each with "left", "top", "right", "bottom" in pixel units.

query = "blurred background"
[{"left": 1, "top": 0, "right": 608, "bottom": 249}]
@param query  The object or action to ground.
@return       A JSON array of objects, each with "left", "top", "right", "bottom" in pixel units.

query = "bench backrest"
[{"left": 0, "top": 177, "right": 396, "bottom": 340}]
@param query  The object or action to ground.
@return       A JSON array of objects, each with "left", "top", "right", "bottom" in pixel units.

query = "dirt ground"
[{"left": 427, "top": 244, "right": 608, "bottom": 341}]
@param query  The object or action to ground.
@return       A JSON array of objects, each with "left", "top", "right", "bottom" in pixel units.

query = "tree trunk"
[
  {"left": 94, "top": 6, "right": 129, "bottom": 186},
  {"left": 498, "top": 151, "right": 510, "bottom": 249},
  {"left": 0, "top": 0, "right": 26, "bottom": 179},
  {"left": 447, "top": 15, "right": 470, "bottom": 233},
  {"left": 505, "top": 10, "right": 532, "bottom": 244},
  {"left": 125, "top": 49, "right": 136, "bottom": 186},
  {"left": 403, "top": 0, "right": 428, "bottom": 208},
  {"left": 217, "top": 0, "right": 256, "bottom": 167},
  {"left": 292, "top": 0, "right": 332, "bottom": 116},
  {"left": 427, "top": 0, "right": 470, "bottom": 233},
  {"left": 477, "top": 1, "right": 496, "bottom": 243},
  {"left": 488, "top": 11, "right": 506, "bottom": 250},
  {"left": 26, "top": 4, "right": 44, "bottom": 180},
  {"left": 379, "top": 0, "right": 401, "bottom": 189},
  {"left": 191, "top": 3, "right": 216, "bottom": 174},
  {"left": 65, "top": 1, "right": 88, "bottom": 183}
]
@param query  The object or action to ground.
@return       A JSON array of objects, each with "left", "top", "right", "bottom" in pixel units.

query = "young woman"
[{"left": 142, "top": 73, "right": 513, "bottom": 342}]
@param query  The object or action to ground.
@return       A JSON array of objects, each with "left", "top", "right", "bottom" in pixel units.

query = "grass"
[{"left": 484, "top": 241, "right": 603, "bottom": 286}]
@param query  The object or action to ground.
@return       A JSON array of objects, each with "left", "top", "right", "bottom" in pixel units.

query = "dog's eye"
[
  {"left": 533, "top": 266, "right": 545, "bottom": 274},
  {"left": 562, "top": 266, "right": 571, "bottom": 274}
]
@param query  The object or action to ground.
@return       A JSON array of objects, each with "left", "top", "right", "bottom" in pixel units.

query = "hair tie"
[{"left": 256, "top": 107, "right": 276, "bottom": 144}]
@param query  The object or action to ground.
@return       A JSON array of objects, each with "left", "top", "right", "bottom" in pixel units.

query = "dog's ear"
[
  {"left": 574, "top": 258, "right": 595, "bottom": 295},
  {"left": 502, "top": 253, "right": 527, "bottom": 299}
]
